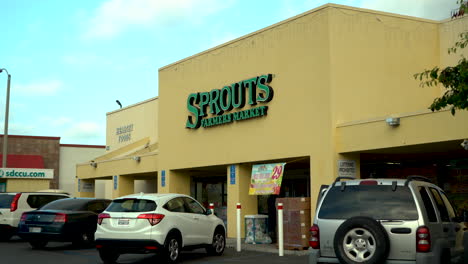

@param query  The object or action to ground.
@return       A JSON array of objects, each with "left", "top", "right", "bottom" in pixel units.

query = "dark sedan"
[{"left": 17, "top": 197, "right": 111, "bottom": 249}]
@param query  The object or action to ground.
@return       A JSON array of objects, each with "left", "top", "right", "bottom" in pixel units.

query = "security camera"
[{"left": 461, "top": 139, "right": 468, "bottom": 150}]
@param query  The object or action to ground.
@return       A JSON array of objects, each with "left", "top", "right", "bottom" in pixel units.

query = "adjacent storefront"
[
  {"left": 77, "top": 4, "right": 468, "bottom": 239},
  {"left": 0, "top": 135, "right": 104, "bottom": 193}
]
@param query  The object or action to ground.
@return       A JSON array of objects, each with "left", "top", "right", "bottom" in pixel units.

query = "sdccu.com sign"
[{"left": 0, "top": 168, "right": 54, "bottom": 179}]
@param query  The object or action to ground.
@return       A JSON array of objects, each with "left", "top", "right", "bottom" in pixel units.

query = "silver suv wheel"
[
  {"left": 334, "top": 216, "right": 389, "bottom": 264},
  {"left": 342, "top": 228, "right": 376, "bottom": 262}
]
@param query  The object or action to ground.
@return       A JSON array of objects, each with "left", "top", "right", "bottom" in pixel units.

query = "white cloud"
[
  {"left": 15, "top": 80, "right": 63, "bottom": 96},
  {"left": 360, "top": 0, "right": 460, "bottom": 20},
  {"left": 82, "top": 0, "right": 235, "bottom": 40},
  {"left": 52, "top": 117, "right": 73, "bottom": 127},
  {"left": 39, "top": 116, "right": 73, "bottom": 127},
  {"left": 63, "top": 121, "right": 104, "bottom": 143},
  {"left": 0, "top": 123, "right": 37, "bottom": 135}
]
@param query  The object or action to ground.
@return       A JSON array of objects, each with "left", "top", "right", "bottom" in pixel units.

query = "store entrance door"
[{"left": 191, "top": 176, "right": 227, "bottom": 227}]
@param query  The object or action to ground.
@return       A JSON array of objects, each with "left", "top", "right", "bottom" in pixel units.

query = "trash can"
[{"left": 244, "top": 215, "right": 272, "bottom": 244}]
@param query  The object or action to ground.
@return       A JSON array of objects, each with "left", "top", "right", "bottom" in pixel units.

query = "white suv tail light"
[
  {"left": 309, "top": 224, "right": 320, "bottom": 249},
  {"left": 98, "top": 213, "right": 110, "bottom": 225},
  {"left": 137, "top": 213, "right": 165, "bottom": 226},
  {"left": 416, "top": 226, "right": 431, "bottom": 252},
  {"left": 10, "top": 193, "right": 22, "bottom": 212}
]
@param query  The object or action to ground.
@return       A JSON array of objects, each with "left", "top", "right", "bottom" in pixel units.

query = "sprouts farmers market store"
[{"left": 77, "top": 4, "right": 468, "bottom": 241}]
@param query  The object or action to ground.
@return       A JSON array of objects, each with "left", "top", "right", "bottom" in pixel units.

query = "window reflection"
[{"left": 318, "top": 185, "right": 418, "bottom": 220}]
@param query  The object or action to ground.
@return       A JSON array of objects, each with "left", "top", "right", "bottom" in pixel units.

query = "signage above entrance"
[{"left": 186, "top": 74, "right": 274, "bottom": 129}]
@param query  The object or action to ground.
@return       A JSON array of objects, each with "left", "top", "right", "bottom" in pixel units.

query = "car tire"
[
  {"left": 72, "top": 231, "right": 94, "bottom": 248},
  {"left": 29, "top": 240, "right": 48, "bottom": 249},
  {"left": 98, "top": 248, "right": 120, "bottom": 264},
  {"left": 0, "top": 231, "right": 13, "bottom": 241},
  {"left": 333, "top": 216, "right": 389, "bottom": 264},
  {"left": 163, "top": 235, "right": 181, "bottom": 263},
  {"left": 206, "top": 229, "right": 225, "bottom": 256}
]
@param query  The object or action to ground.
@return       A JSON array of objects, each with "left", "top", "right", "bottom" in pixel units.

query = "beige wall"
[
  {"left": 439, "top": 16, "right": 468, "bottom": 68},
  {"left": 159, "top": 6, "right": 332, "bottom": 171},
  {"left": 6, "top": 179, "right": 50, "bottom": 192},
  {"left": 60, "top": 145, "right": 105, "bottom": 196},
  {"left": 329, "top": 6, "right": 441, "bottom": 125},
  {"left": 106, "top": 97, "right": 158, "bottom": 152}
]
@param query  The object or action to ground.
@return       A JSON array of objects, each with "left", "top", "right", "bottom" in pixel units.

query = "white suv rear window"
[
  {"left": 0, "top": 194, "right": 14, "bottom": 209},
  {"left": 107, "top": 199, "right": 156, "bottom": 212}
]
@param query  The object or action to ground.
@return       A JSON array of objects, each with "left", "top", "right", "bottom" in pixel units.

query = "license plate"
[
  {"left": 118, "top": 219, "right": 130, "bottom": 226},
  {"left": 29, "top": 227, "right": 41, "bottom": 233}
]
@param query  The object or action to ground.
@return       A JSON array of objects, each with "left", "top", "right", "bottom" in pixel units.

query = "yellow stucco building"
[{"left": 77, "top": 4, "right": 468, "bottom": 238}]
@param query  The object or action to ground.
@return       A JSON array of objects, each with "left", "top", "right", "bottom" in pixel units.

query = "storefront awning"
[
  {"left": 0, "top": 154, "right": 45, "bottom": 169},
  {"left": 77, "top": 137, "right": 159, "bottom": 180}
]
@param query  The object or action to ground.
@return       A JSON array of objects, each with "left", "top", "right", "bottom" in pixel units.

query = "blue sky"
[{"left": 0, "top": 0, "right": 459, "bottom": 145}]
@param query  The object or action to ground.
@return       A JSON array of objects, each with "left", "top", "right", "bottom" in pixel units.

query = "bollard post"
[
  {"left": 278, "top": 202, "right": 284, "bottom": 256},
  {"left": 209, "top": 203, "right": 214, "bottom": 215},
  {"left": 236, "top": 203, "right": 241, "bottom": 252}
]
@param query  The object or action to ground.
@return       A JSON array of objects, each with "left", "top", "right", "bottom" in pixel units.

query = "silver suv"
[{"left": 309, "top": 176, "right": 468, "bottom": 264}]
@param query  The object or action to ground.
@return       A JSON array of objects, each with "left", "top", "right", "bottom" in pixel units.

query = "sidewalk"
[{"left": 225, "top": 238, "right": 310, "bottom": 256}]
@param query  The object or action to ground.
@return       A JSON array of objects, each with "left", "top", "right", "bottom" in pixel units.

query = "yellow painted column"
[
  {"left": 226, "top": 164, "right": 258, "bottom": 238},
  {"left": 158, "top": 170, "right": 190, "bottom": 195},
  {"left": 111, "top": 175, "right": 135, "bottom": 198},
  {"left": 309, "top": 155, "right": 334, "bottom": 224},
  {"left": 76, "top": 179, "right": 96, "bottom": 198}
]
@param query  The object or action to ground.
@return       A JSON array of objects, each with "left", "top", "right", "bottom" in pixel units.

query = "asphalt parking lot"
[{"left": 0, "top": 237, "right": 308, "bottom": 264}]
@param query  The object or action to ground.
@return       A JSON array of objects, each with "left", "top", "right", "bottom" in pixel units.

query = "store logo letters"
[{"left": 186, "top": 74, "right": 274, "bottom": 129}]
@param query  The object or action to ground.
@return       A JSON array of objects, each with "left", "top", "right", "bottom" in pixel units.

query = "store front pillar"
[
  {"left": 226, "top": 164, "right": 258, "bottom": 238},
  {"left": 112, "top": 175, "right": 135, "bottom": 198},
  {"left": 76, "top": 179, "right": 96, "bottom": 198},
  {"left": 158, "top": 170, "right": 190, "bottom": 195}
]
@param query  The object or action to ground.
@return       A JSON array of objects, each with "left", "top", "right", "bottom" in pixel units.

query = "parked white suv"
[
  {"left": 0, "top": 192, "right": 70, "bottom": 240},
  {"left": 309, "top": 176, "right": 468, "bottom": 264},
  {"left": 95, "top": 193, "right": 226, "bottom": 263}
]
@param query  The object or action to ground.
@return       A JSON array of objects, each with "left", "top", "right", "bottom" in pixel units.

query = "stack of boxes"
[{"left": 275, "top": 197, "right": 311, "bottom": 249}]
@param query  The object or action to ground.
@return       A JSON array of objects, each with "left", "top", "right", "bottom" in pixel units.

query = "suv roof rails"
[
  {"left": 404, "top": 175, "right": 432, "bottom": 186},
  {"left": 333, "top": 177, "right": 356, "bottom": 186}
]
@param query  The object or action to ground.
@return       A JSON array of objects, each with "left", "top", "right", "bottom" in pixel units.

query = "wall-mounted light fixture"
[
  {"left": 385, "top": 117, "right": 400, "bottom": 127},
  {"left": 90, "top": 161, "right": 97, "bottom": 168},
  {"left": 133, "top": 156, "right": 141, "bottom": 162}
]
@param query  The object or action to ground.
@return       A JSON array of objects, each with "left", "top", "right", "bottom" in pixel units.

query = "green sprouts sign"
[{"left": 186, "top": 74, "right": 274, "bottom": 129}]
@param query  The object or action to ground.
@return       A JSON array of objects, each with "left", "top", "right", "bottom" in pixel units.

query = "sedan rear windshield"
[
  {"left": 318, "top": 185, "right": 418, "bottom": 220},
  {"left": 0, "top": 194, "right": 14, "bottom": 209},
  {"left": 106, "top": 199, "right": 156, "bottom": 212},
  {"left": 40, "top": 198, "right": 88, "bottom": 211}
]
